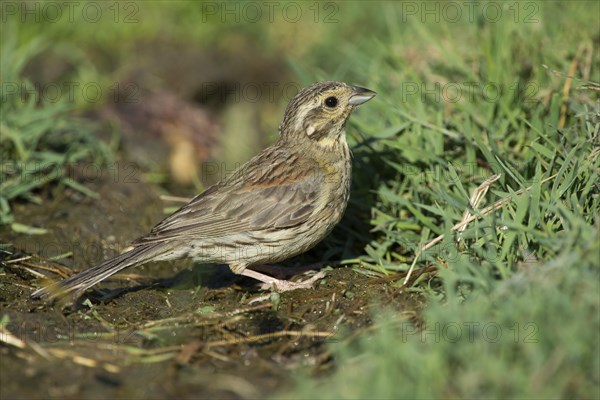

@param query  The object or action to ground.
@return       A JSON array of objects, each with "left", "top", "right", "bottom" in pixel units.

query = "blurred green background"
[{"left": 1, "top": 1, "right": 598, "bottom": 399}]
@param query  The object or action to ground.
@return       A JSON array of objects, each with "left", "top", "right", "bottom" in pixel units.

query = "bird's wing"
[{"left": 132, "top": 154, "right": 322, "bottom": 245}]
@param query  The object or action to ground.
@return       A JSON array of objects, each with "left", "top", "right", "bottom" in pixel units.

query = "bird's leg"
[{"left": 237, "top": 268, "right": 326, "bottom": 292}]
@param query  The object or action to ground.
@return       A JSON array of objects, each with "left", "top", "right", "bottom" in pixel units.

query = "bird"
[{"left": 31, "top": 81, "right": 376, "bottom": 301}]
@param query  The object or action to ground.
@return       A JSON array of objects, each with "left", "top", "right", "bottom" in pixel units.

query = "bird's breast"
[{"left": 313, "top": 143, "right": 352, "bottom": 223}]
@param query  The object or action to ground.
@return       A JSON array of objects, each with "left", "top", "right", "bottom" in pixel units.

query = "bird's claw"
[{"left": 257, "top": 271, "right": 326, "bottom": 292}]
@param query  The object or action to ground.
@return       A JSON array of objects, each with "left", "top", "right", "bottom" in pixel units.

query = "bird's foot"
[
  {"left": 240, "top": 269, "right": 326, "bottom": 292},
  {"left": 259, "top": 271, "right": 326, "bottom": 292}
]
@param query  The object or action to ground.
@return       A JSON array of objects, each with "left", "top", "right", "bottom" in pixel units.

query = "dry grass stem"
[{"left": 403, "top": 172, "right": 559, "bottom": 286}]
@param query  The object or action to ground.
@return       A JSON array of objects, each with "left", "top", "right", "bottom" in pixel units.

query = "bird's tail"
[{"left": 31, "top": 244, "right": 162, "bottom": 301}]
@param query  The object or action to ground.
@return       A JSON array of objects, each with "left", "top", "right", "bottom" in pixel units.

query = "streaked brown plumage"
[{"left": 32, "top": 81, "right": 376, "bottom": 300}]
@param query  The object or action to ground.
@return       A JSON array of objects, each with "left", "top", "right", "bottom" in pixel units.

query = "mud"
[{"left": 1, "top": 170, "right": 423, "bottom": 399}]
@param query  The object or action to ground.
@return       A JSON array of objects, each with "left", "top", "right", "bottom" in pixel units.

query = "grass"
[
  {"left": 281, "top": 1, "right": 600, "bottom": 398},
  {"left": 2, "top": 1, "right": 599, "bottom": 398},
  {"left": 285, "top": 240, "right": 599, "bottom": 398},
  {"left": 0, "top": 34, "right": 111, "bottom": 229}
]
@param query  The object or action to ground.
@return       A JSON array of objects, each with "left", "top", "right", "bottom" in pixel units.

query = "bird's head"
[{"left": 279, "top": 81, "right": 376, "bottom": 148}]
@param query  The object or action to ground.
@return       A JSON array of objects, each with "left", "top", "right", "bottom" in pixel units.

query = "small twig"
[
  {"left": 423, "top": 173, "right": 558, "bottom": 253},
  {"left": 203, "top": 348, "right": 232, "bottom": 363},
  {"left": 403, "top": 172, "right": 559, "bottom": 286},
  {"left": 47, "top": 348, "right": 121, "bottom": 373},
  {"left": 366, "top": 266, "right": 437, "bottom": 285},
  {"left": 559, "top": 44, "right": 585, "bottom": 129},
  {"left": 19, "top": 261, "right": 72, "bottom": 279},
  {"left": 9, "top": 265, "right": 47, "bottom": 278},
  {"left": 0, "top": 324, "right": 52, "bottom": 360},
  {"left": 403, "top": 174, "right": 500, "bottom": 285},
  {"left": 457, "top": 174, "right": 502, "bottom": 236},
  {"left": 206, "top": 330, "right": 334, "bottom": 348},
  {"left": 5, "top": 256, "right": 32, "bottom": 264},
  {"left": 228, "top": 302, "right": 272, "bottom": 316},
  {"left": 0, "top": 325, "right": 26, "bottom": 349},
  {"left": 403, "top": 249, "right": 423, "bottom": 286}
]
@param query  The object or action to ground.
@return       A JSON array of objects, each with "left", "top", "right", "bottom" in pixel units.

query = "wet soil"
[{"left": 0, "top": 169, "right": 424, "bottom": 400}]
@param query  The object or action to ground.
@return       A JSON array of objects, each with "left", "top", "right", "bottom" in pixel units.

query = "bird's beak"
[{"left": 348, "top": 85, "right": 376, "bottom": 105}]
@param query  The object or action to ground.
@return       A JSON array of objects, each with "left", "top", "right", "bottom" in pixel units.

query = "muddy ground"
[{"left": 0, "top": 162, "right": 424, "bottom": 399}]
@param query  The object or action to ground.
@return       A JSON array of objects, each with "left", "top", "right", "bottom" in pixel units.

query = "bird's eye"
[{"left": 325, "top": 96, "right": 338, "bottom": 108}]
